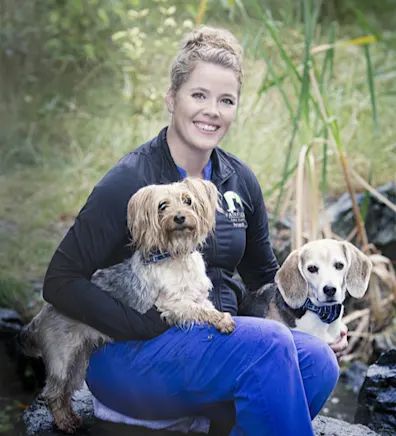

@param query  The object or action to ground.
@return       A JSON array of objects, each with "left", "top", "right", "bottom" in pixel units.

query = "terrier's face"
[{"left": 127, "top": 178, "right": 219, "bottom": 257}]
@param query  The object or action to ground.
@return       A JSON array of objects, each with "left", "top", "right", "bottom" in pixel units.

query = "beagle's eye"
[
  {"left": 307, "top": 265, "right": 319, "bottom": 274},
  {"left": 158, "top": 202, "right": 168, "bottom": 211},
  {"left": 334, "top": 262, "right": 344, "bottom": 270}
]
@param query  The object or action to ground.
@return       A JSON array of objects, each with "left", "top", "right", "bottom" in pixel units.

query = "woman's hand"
[{"left": 330, "top": 325, "right": 348, "bottom": 359}]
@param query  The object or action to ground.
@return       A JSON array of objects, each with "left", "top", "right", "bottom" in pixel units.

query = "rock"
[
  {"left": 340, "top": 361, "right": 369, "bottom": 394},
  {"left": 313, "top": 415, "right": 378, "bottom": 435},
  {"left": 371, "top": 328, "right": 396, "bottom": 364},
  {"left": 0, "top": 307, "right": 45, "bottom": 392},
  {"left": 0, "top": 307, "right": 23, "bottom": 337},
  {"left": 327, "top": 181, "right": 396, "bottom": 260},
  {"left": 18, "top": 385, "right": 378, "bottom": 436},
  {"left": 270, "top": 218, "right": 292, "bottom": 265},
  {"left": 355, "top": 348, "right": 396, "bottom": 435},
  {"left": 18, "top": 387, "right": 95, "bottom": 436}
]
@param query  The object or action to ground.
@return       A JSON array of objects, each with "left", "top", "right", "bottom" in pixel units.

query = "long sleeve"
[
  {"left": 42, "top": 160, "right": 168, "bottom": 341},
  {"left": 237, "top": 169, "right": 279, "bottom": 292}
]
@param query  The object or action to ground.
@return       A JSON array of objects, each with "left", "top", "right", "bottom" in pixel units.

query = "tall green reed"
[{"left": 249, "top": 0, "right": 381, "bottom": 248}]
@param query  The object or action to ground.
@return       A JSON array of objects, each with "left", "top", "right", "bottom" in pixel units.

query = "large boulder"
[
  {"left": 0, "top": 307, "right": 23, "bottom": 337},
  {"left": 0, "top": 307, "right": 45, "bottom": 392},
  {"left": 17, "top": 385, "right": 379, "bottom": 436},
  {"left": 313, "top": 415, "right": 378, "bottom": 436},
  {"left": 327, "top": 181, "right": 396, "bottom": 260},
  {"left": 355, "top": 348, "right": 396, "bottom": 435}
]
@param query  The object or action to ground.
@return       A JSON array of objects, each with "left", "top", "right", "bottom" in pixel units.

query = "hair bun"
[
  {"left": 181, "top": 25, "right": 243, "bottom": 61},
  {"left": 170, "top": 25, "right": 244, "bottom": 92}
]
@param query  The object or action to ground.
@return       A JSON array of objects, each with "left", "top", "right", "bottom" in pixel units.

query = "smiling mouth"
[{"left": 193, "top": 122, "right": 219, "bottom": 133}]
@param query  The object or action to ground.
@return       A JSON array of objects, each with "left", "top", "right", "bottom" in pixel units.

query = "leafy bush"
[{"left": 111, "top": 3, "right": 196, "bottom": 114}]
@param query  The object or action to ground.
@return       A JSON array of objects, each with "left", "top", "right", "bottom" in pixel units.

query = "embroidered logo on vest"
[{"left": 223, "top": 191, "right": 246, "bottom": 229}]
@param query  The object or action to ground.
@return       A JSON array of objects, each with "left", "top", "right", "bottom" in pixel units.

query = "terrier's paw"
[{"left": 215, "top": 312, "right": 235, "bottom": 334}]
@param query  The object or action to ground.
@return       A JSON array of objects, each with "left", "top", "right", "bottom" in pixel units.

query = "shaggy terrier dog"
[{"left": 19, "top": 178, "right": 235, "bottom": 433}]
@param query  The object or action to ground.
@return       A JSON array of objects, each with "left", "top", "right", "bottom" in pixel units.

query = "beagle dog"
[{"left": 240, "top": 239, "right": 372, "bottom": 344}]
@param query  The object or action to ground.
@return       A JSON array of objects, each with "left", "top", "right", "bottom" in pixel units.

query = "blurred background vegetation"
[{"left": 1, "top": 0, "right": 396, "bottom": 312}]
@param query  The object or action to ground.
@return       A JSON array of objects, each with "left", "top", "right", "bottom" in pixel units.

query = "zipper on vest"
[
  {"left": 213, "top": 268, "right": 222, "bottom": 312},
  {"left": 210, "top": 177, "right": 232, "bottom": 313}
]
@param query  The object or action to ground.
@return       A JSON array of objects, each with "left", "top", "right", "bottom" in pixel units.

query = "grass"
[{"left": 0, "top": 2, "right": 396, "bottom": 312}]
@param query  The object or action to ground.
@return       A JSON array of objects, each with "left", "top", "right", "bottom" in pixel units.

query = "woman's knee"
[
  {"left": 236, "top": 317, "right": 294, "bottom": 343},
  {"left": 322, "top": 345, "right": 340, "bottom": 393},
  {"left": 300, "top": 333, "right": 340, "bottom": 393},
  {"left": 316, "top": 339, "right": 339, "bottom": 388},
  {"left": 296, "top": 334, "right": 340, "bottom": 418},
  {"left": 234, "top": 317, "right": 297, "bottom": 361}
]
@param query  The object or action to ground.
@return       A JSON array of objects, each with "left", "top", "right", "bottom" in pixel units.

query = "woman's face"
[{"left": 166, "top": 62, "right": 239, "bottom": 154}]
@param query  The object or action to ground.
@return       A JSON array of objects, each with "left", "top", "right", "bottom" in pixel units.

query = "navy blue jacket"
[{"left": 43, "top": 127, "right": 279, "bottom": 341}]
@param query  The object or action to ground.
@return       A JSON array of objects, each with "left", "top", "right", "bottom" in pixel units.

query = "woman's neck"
[{"left": 166, "top": 127, "right": 212, "bottom": 179}]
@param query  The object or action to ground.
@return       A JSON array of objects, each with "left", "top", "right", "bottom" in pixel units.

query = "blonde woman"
[{"left": 43, "top": 26, "right": 347, "bottom": 435}]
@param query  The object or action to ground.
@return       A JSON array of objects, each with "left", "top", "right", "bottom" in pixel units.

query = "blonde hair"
[{"left": 170, "top": 25, "right": 244, "bottom": 94}]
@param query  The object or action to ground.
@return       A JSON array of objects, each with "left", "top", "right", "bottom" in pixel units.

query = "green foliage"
[
  {"left": 111, "top": 2, "right": 195, "bottom": 114},
  {"left": 42, "top": 0, "right": 127, "bottom": 63},
  {"left": 1, "top": 0, "right": 396, "bottom": 310},
  {"left": 0, "top": 274, "right": 30, "bottom": 313}
]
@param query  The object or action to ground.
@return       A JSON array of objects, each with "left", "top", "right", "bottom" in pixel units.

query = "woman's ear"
[{"left": 165, "top": 88, "right": 175, "bottom": 114}]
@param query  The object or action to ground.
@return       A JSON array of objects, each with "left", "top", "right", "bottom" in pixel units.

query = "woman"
[{"left": 43, "top": 26, "right": 347, "bottom": 435}]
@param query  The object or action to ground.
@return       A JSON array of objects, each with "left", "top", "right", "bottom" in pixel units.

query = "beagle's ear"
[
  {"left": 275, "top": 249, "right": 308, "bottom": 309},
  {"left": 342, "top": 241, "right": 372, "bottom": 298}
]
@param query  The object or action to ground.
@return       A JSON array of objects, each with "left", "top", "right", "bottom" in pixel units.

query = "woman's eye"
[
  {"left": 334, "top": 262, "right": 344, "bottom": 270},
  {"left": 192, "top": 92, "right": 205, "bottom": 100},
  {"left": 158, "top": 202, "right": 168, "bottom": 211},
  {"left": 222, "top": 98, "right": 235, "bottom": 105},
  {"left": 307, "top": 265, "right": 319, "bottom": 274},
  {"left": 183, "top": 197, "right": 192, "bottom": 206}
]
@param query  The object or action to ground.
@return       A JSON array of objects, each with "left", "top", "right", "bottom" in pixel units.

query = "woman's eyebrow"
[
  {"left": 189, "top": 87, "right": 237, "bottom": 99},
  {"left": 189, "top": 86, "right": 209, "bottom": 93}
]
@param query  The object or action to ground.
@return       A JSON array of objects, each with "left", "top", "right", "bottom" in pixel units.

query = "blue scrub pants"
[{"left": 86, "top": 317, "right": 339, "bottom": 435}]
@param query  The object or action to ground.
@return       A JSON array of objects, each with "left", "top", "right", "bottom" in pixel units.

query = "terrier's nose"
[
  {"left": 323, "top": 286, "right": 337, "bottom": 297},
  {"left": 174, "top": 214, "right": 185, "bottom": 225}
]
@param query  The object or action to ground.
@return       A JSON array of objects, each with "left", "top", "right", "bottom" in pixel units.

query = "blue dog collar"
[
  {"left": 142, "top": 249, "right": 198, "bottom": 265},
  {"left": 142, "top": 250, "right": 171, "bottom": 265},
  {"left": 302, "top": 298, "right": 342, "bottom": 324}
]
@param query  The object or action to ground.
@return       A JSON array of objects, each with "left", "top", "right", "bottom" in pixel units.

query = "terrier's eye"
[
  {"left": 307, "top": 265, "right": 319, "bottom": 274},
  {"left": 183, "top": 196, "right": 192, "bottom": 206},
  {"left": 158, "top": 202, "right": 168, "bottom": 211},
  {"left": 334, "top": 262, "right": 344, "bottom": 270}
]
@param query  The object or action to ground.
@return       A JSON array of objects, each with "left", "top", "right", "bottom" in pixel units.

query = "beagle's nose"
[
  {"left": 174, "top": 214, "right": 185, "bottom": 225},
  {"left": 323, "top": 285, "right": 336, "bottom": 297}
]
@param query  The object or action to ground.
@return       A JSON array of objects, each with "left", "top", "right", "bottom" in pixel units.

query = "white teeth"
[{"left": 194, "top": 122, "right": 218, "bottom": 132}]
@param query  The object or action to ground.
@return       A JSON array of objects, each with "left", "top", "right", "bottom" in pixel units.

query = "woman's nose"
[{"left": 202, "top": 101, "right": 220, "bottom": 117}]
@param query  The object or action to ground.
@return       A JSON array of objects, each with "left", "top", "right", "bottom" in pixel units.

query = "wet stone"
[
  {"left": 17, "top": 385, "right": 379, "bottom": 436},
  {"left": 355, "top": 348, "right": 396, "bottom": 435}
]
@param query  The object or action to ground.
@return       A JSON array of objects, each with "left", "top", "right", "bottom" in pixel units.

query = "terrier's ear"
[
  {"left": 127, "top": 186, "right": 160, "bottom": 253},
  {"left": 342, "top": 241, "right": 372, "bottom": 298},
  {"left": 182, "top": 178, "right": 219, "bottom": 233},
  {"left": 275, "top": 249, "right": 308, "bottom": 309}
]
